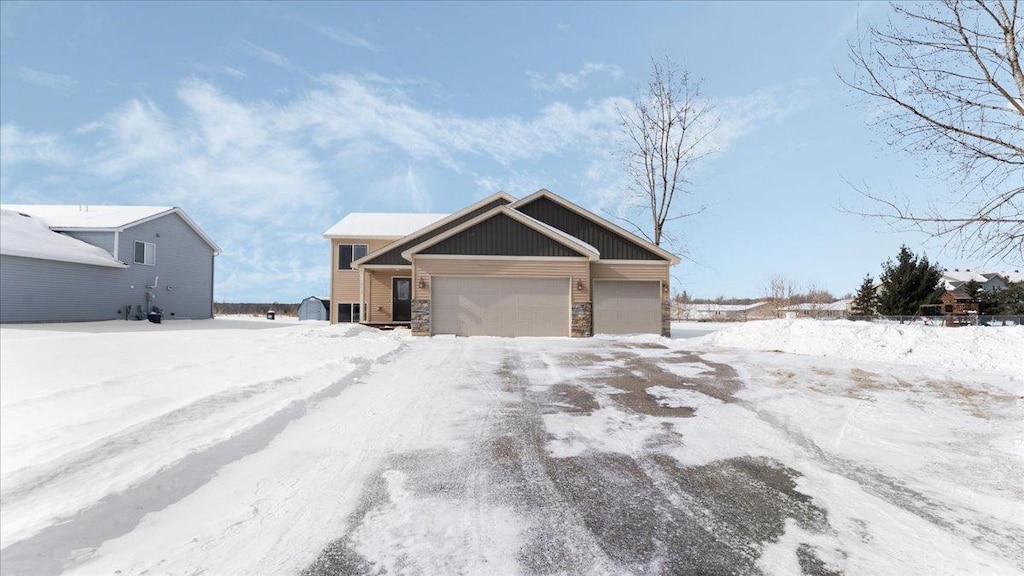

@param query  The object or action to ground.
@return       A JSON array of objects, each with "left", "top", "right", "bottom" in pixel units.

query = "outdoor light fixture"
[
  {"left": 576, "top": 279, "right": 585, "bottom": 292},
  {"left": 418, "top": 278, "right": 427, "bottom": 289}
]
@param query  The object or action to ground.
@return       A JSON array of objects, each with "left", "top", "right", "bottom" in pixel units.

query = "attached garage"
[
  {"left": 431, "top": 277, "right": 570, "bottom": 337},
  {"left": 593, "top": 280, "right": 662, "bottom": 335}
]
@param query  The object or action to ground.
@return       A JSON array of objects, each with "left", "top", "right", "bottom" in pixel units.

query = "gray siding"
[
  {"left": 0, "top": 256, "right": 126, "bottom": 323},
  {"left": 516, "top": 197, "right": 664, "bottom": 260},
  {"left": 63, "top": 231, "right": 117, "bottom": 256},
  {"left": 116, "top": 212, "right": 215, "bottom": 320},
  {"left": 364, "top": 198, "right": 512, "bottom": 266},
  {"left": 1, "top": 212, "right": 216, "bottom": 323},
  {"left": 420, "top": 213, "right": 584, "bottom": 257}
]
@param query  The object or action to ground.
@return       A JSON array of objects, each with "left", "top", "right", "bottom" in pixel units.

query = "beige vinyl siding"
[
  {"left": 330, "top": 237, "right": 399, "bottom": 324},
  {"left": 366, "top": 270, "right": 411, "bottom": 323},
  {"left": 591, "top": 261, "right": 670, "bottom": 284},
  {"left": 413, "top": 257, "right": 590, "bottom": 303}
]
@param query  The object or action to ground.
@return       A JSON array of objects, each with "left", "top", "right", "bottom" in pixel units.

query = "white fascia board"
[
  {"left": 510, "top": 189, "right": 680, "bottom": 265},
  {"left": 350, "top": 191, "right": 518, "bottom": 267},
  {"left": 400, "top": 205, "right": 599, "bottom": 261}
]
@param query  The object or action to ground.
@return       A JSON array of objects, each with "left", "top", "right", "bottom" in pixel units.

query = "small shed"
[{"left": 298, "top": 296, "right": 330, "bottom": 321}]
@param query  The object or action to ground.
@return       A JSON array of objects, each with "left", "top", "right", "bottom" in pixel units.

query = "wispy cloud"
[
  {"left": 19, "top": 67, "right": 76, "bottom": 91},
  {"left": 307, "top": 23, "right": 379, "bottom": 52},
  {"left": 0, "top": 73, "right": 803, "bottom": 299},
  {"left": 242, "top": 42, "right": 294, "bottom": 70},
  {"left": 527, "top": 62, "right": 624, "bottom": 93},
  {"left": 193, "top": 63, "right": 247, "bottom": 79}
]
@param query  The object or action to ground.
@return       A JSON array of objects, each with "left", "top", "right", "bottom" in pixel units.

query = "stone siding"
[
  {"left": 572, "top": 302, "right": 593, "bottom": 338},
  {"left": 661, "top": 300, "right": 671, "bottom": 337},
  {"left": 412, "top": 299, "right": 430, "bottom": 336}
]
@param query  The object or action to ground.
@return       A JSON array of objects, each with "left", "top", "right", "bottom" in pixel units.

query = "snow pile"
[
  {"left": 696, "top": 319, "right": 1024, "bottom": 375},
  {"left": 0, "top": 209, "right": 127, "bottom": 267}
]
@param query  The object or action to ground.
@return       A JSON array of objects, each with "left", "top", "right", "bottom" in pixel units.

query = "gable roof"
[
  {"left": 510, "top": 189, "right": 680, "bottom": 264},
  {"left": 323, "top": 212, "right": 448, "bottom": 238},
  {"left": 0, "top": 210, "right": 128, "bottom": 268},
  {"left": 1, "top": 204, "right": 222, "bottom": 254},
  {"left": 401, "top": 205, "right": 600, "bottom": 261},
  {"left": 354, "top": 192, "right": 516, "bottom": 267}
]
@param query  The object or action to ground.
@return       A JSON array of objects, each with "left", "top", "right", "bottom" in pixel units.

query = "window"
[
  {"left": 337, "top": 303, "right": 361, "bottom": 323},
  {"left": 338, "top": 244, "right": 368, "bottom": 270},
  {"left": 134, "top": 241, "right": 156, "bottom": 266}
]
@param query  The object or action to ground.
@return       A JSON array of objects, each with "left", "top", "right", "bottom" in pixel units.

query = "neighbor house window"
[
  {"left": 338, "top": 244, "right": 368, "bottom": 270},
  {"left": 337, "top": 303, "right": 361, "bottom": 323},
  {"left": 134, "top": 241, "right": 156, "bottom": 266}
]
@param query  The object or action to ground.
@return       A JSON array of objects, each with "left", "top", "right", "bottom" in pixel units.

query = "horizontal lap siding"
[
  {"left": 414, "top": 258, "right": 590, "bottom": 303},
  {"left": 592, "top": 262, "right": 669, "bottom": 284},
  {"left": 367, "top": 271, "right": 409, "bottom": 323},
  {"left": 330, "top": 237, "right": 397, "bottom": 321}
]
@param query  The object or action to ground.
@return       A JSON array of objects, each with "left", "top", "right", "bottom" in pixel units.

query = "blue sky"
[{"left": 0, "top": 1, "right": 969, "bottom": 302}]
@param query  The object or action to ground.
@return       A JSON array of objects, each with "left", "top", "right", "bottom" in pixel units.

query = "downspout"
[
  {"left": 210, "top": 252, "right": 215, "bottom": 318},
  {"left": 359, "top": 267, "right": 365, "bottom": 322},
  {"left": 113, "top": 230, "right": 120, "bottom": 260}
]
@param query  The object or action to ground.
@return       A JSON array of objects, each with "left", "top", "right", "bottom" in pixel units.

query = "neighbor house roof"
[
  {"left": 677, "top": 302, "right": 768, "bottom": 312},
  {"left": 0, "top": 210, "right": 128, "bottom": 268},
  {"left": 1, "top": 204, "right": 222, "bottom": 254},
  {"left": 323, "top": 213, "right": 449, "bottom": 238}
]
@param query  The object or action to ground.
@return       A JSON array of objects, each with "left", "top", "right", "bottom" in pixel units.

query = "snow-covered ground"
[{"left": 1, "top": 319, "right": 1020, "bottom": 575}]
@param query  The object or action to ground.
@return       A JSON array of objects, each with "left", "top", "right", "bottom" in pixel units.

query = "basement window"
[
  {"left": 338, "top": 244, "right": 368, "bottom": 270},
  {"left": 134, "top": 241, "right": 156, "bottom": 266},
  {"left": 337, "top": 303, "right": 361, "bottom": 323}
]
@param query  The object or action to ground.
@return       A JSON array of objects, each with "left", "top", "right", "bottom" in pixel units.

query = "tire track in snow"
[{"left": 0, "top": 343, "right": 409, "bottom": 576}]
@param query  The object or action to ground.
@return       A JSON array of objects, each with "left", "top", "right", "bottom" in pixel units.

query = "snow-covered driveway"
[{"left": 1, "top": 320, "right": 1021, "bottom": 575}]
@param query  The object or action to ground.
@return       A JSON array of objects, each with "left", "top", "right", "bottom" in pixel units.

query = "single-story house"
[
  {"left": 0, "top": 205, "right": 220, "bottom": 323},
  {"left": 941, "top": 268, "right": 1023, "bottom": 292},
  {"left": 673, "top": 302, "right": 769, "bottom": 321},
  {"left": 323, "top": 189, "right": 679, "bottom": 337},
  {"left": 782, "top": 299, "right": 853, "bottom": 319},
  {"left": 297, "top": 296, "right": 330, "bottom": 321}
]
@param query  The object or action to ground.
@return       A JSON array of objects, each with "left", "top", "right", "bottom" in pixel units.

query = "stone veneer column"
[
  {"left": 571, "top": 302, "right": 593, "bottom": 338},
  {"left": 661, "top": 299, "right": 671, "bottom": 337},
  {"left": 411, "top": 299, "right": 430, "bottom": 336}
]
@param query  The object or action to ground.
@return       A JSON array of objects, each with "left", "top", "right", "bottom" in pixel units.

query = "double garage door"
[
  {"left": 430, "top": 276, "right": 661, "bottom": 336},
  {"left": 432, "top": 277, "right": 570, "bottom": 337}
]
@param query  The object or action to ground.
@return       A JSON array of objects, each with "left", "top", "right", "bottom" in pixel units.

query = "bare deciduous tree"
[
  {"left": 763, "top": 275, "right": 797, "bottom": 318},
  {"left": 842, "top": 0, "right": 1024, "bottom": 264},
  {"left": 619, "top": 57, "right": 718, "bottom": 249}
]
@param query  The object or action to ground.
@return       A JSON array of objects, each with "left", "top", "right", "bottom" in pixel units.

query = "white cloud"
[
  {"left": 1, "top": 73, "right": 804, "bottom": 299},
  {"left": 243, "top": 42, "right": 294, "bottom": 70},
  {"left": 527, "top": 62, "right": 624, "bottom": 93},
  {"left": 307, "top": 23, "right": 379, "bottom": 51},
  {"left": 19, "top": 67, "right": 76, "bottom": 91}
]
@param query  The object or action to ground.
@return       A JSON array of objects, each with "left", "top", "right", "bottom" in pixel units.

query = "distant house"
[
  {"left": 0, "top": 205, "right": 220, "bottom": 323},
  {"left": 674, "top": 302, "right": 770, "bottom": 321},
  {"left": 323, "top": 189, "right": 679, "bottom": 337},
  {"left": 941, "top": 268, "right": 1022, "bottom": 292},
  {"left": 782, "top": 299, "right": 853, "bottom": 319},
  {"left": 939, "top": 290, "right": 978, "bottom": 315},
  {"left": 297, "top": 296, "right": 330, "bottom": 321}
]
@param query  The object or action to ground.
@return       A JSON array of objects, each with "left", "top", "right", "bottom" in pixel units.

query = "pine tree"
[
  {"left": 877, "top": 245, "right": 943, "bottom": 316},
  {"left": 850, "top": 274, "right": 878, "bottom": 318},
  {"left": 962, "top": 279, "right": 982, "bottom": 299}
]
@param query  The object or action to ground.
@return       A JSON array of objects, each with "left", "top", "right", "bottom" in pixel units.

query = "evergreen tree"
[
  {"left": 977, "top": 288, "right": 1001, "bottom": 315},
  {"left": 996, "top": 283, "right": 1024, "bottom": 315},
  {"left": 877, "top": 245, "right": 943, "bottom": 316},
  {"left": 962, "top": 279, "right": 982, "bottom": 299},
  {"left": 850, "top": 274, "right": 878, "bottom": 318}
]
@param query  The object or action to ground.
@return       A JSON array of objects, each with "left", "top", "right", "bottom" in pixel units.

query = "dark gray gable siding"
[
  {"left": 515, "top": 196, "right": 664, "bottom": 260},
  {"left": 364, "top": 197, "right": 511, "bottom": 266},
  {"left": 420, "top": 213, "right": 584, "bottom": 257}
]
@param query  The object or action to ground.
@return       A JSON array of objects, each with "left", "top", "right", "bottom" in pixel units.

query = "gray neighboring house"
[
  {"left": 0, "top": 205, "right": 221, "bottom": 323},
  {"left": 297, "top": 296, "right": 330, "bottom": 321}
]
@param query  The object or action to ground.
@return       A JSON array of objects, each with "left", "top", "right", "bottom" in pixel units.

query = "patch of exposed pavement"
[{"left": 304, "top": 341, "right": 839, "bottom": 575}]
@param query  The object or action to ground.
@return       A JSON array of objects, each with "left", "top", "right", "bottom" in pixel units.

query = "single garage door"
[
  {"left": 432, "top": 277, "right": 570, "bottom": 337},
  {"left": 593, "top": 280, "right": 661, "bottom": 335}
]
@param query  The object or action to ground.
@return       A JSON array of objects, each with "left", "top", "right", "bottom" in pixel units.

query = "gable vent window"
[
  {"left": 338, "top": 244, "right": 368, "bottom": 270},
  {"left": 134, "top": 241, "right": 156, "bottom": 266}
]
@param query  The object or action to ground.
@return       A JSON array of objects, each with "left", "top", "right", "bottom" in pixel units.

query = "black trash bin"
[
  {"left": 267, "top": 310, "right": 276, "bottom": 320},
  {"left": 147, "top": 307, "right": 163, "bottom": 324}
]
